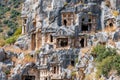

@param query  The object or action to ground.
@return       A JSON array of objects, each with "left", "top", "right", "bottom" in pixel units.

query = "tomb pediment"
[
  {"left": 57, "top": 29, "right": 67, "bottom": 36},
  {"left": 53, "top": 26, "right": 74, "bottom": 37}
]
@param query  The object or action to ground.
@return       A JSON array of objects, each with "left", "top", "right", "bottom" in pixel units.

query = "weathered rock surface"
[
  {"left": 96, "top": 32, "right": 108, "bottom": 43},
  {"left": 0, "top": 49, "right": 6, "bottom": 62},
  {"left": 15, "top": 35, "right": 30, "bottom": 50}
]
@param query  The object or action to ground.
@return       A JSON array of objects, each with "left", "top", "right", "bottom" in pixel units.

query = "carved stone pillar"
[
  {"left": 31, "top": 33, "right": 36, "bottom": 50},
  {"left": 36, "top": 31, "right": 42, "bottom": 50},
  {"left": 42, "top": 34, "right": 45, "bottom": 46}
]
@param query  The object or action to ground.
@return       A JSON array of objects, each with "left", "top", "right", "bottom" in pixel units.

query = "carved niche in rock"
[
  {"left": 62, "top": 12, "right": 75, "bottom": 26},
  {"left": 57, "top": 38, "right": 68, "bottom": 48}
]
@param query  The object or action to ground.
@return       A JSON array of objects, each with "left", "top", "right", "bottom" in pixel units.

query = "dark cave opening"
[
  {"left": 63, "top": 19, "right": 67, "bottom": 26},
  {"left": 109, "top": 23, "right": 113, "bottom": 27},
  {"left": 24, "top": 76, "right": 35, "bottom": 80},
  {"left": 80, "top": 38, "right": 84, "bottom": 48},
  {"left": 71, "top": 60, "right": 75, "bottom": 66},
  {"left": 81, "top": 23, "right": 88, "bottom": 31},
  {"left": 57, "top": 38, "right": 68, "bottom": 47},
  {"left": 50, "top": 35, "right": 53, "bottom": 42}
]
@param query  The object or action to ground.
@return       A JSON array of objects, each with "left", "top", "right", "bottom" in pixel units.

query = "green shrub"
[
  {"left": 13, "top": 27, "right": 22, "bottom": 36},
  {"left": 10, "top": 10, "right": 20, "bottom": 18},
  {"left": 14, "top": 2, "right": 20, "bottom": 8},
  {"left": 0, "top": 6, "right": 10, "bottom": 16},
  {"left": 7, "top": 21, "right": 12, "bottom": 26},
  {"left": 5, "top": 70, "right": 10, "bottom": 75},
  {"left": 6, "top": 36, "right": 18, "bottom": 44},
  {"left": 0, "top": 0, "right": 22, "bottom": 43},
  {"left": 97, "top": 56, "right": 113, "bottom": 77},
  {"left": 92, "top": 45, "right": 116, "bottom": 62},
  {"left": 92, "top": 44, "right": 106, "bottom": 56},
  {"left": 6, "top": 26, "right": 21, "bottom": 44},
  {"left": 7, "top": 30, "right": 14, "bottom": 36},
  {"left": 113, "top": 56, "right": 120, "bottom": 74},
  {"left": 3, "top": 20, "right": 9, "bottom": 24},
  {"left": 0, "top": 15, "right": 5, "bottom": 19},
  {"left": 4, "top": 7, "right": 10, "bottom": 12},
  {"left": 3, "top": 20, "right": 18, "bottom": 29},
  {"left": 93, "top": 45, "right": 120, "bottom": 77},
  {"left": 96, "top": 55, "right": 120, "bottom": 77}
]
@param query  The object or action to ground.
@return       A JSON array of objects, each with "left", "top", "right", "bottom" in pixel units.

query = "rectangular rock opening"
[
  {"left": 57, "top": 38, "right": 68, "bottom": 47},
  {"left": 63, "top": 19, "right": 67, "bottom": 26},
  {"left": 45, "top": 78, "right": 48, "bottom": 80},
  {"left": 24, "top": 19, "right": 27, "bottom": 24},
  {"left": 71, "top": 60, "right": 75, "bottom": 66},
  {"left": 62, "top": 12, "right": 74, "bottom": 26},
  {"left": 53, "top": 66, "right": 56, "bottom": 74},
  {"left": 50, "top": 35, "right": 53, "bottom": 42},
  {"left": 52, "top": 66, "right": 59, "bottom": 74},
  {"left": 23, "top": 75, "right": 35, "bottom": 80},
  {"left": 81, "top": 23, "right": 88, "bottom": 31},
  {"left": 80, "top": 38, "right": 85, "bottom": 48}
]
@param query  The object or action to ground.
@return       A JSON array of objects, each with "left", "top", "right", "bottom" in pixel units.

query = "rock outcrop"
[{"left": 0, "top": 49, "right": 6, "bottom": 62}]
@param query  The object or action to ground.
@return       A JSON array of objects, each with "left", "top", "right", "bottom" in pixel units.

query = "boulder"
[
  {"left": 0, "top": 71, "right": 7, "bottom": 80},
  {"left": 0, "top": 62, "right": 7, "bottom": 80},
  {"left": 96, "top": 32, "right": 108, "bottom": 43},
  {"left": 0, "top": 49, "right": 6, "bottom": 62},
  {"left": 115, "top": 42, "right": 120, "bottom": 50},
  {"left": 108, "top": 74, "right": 120, "bottom": 80},
  {"left": 113, "top": 29, "right": 120, "bottom": 41},
  {"left": 15, "top": 35, "right": 30, "bottom": 50}
]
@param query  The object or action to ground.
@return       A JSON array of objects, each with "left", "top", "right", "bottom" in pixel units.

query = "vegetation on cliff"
[
  {"left": 92, "top": 45, "right": 120, "bottom": 77},
  {"left": 0, "top": 0, "right": 23, "bottom": 46}
]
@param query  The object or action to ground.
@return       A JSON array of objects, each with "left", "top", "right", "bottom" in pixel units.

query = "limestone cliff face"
[
  {"left": 18, "top": 0, "right": 120, "bottom": 50},
  {"left": 21, "top": 0, "right": 66, "bottom": 33}
]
